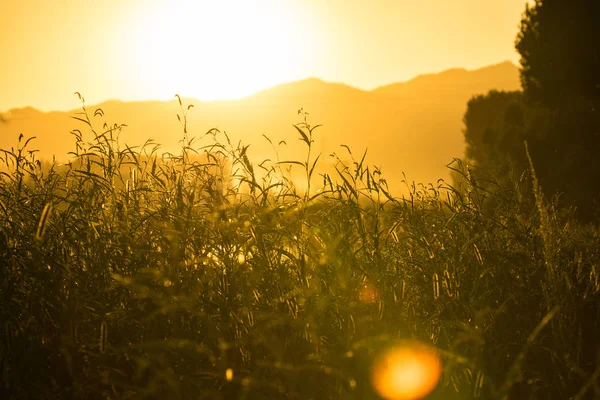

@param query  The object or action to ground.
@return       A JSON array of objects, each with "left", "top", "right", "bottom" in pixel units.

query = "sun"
[{"left": 122, "top": 0, "right": 313, "bottom": 101}]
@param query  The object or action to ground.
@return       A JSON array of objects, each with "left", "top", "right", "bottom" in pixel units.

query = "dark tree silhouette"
[
  {"left": 462, "top": 0, "right": 600, "bottom": 220},
  {"left": 463, "top": 90, "right": 526, "bottom": 175},
  {"left": 514, "top": 4, "right": 600, "bottom": 394},
  {"left": 516, "top": 0, "right": 600, "bottom": 108},
  {"left": 516, "top": 0, "right": 600, "bottom": 219}
]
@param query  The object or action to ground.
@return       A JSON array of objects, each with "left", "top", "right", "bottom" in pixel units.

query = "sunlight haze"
[
  {"left": 3, "top": 1, "right": 599, "bottom": 398},
  {"left": 1, "top": 0, "right": 529, "bottom": 111}
]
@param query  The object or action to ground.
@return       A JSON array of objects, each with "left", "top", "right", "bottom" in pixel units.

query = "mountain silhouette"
[
  {"left": 373, "top": 61, "right": 518, "bottom": 100},
  {"left": 0, "top": 61, "right": 520, "bottom": 194}
]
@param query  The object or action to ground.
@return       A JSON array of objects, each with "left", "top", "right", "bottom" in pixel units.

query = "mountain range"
[{"left": 0, "top": 61, "right": 520, "bottom": 194}]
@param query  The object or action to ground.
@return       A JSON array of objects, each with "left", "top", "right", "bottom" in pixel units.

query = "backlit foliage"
[{"left": 1, "top": 97, "right": 599, "bottom": 399}]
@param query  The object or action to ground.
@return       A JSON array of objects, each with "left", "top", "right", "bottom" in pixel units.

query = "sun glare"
[
  {"left": 124, "top": 0, "right": 312, "bottom": 101},
  {"left": 370, "top": 342, "right": 442, "bottom": 400}
]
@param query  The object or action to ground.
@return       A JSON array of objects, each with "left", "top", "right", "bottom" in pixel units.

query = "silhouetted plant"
[{"left": 1, "top": 96, "right": 599, "bottom": 399}]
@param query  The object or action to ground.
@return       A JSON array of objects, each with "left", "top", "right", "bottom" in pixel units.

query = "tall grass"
[{"left": 0, "top": 97, "right": 599, "bottom": 399}]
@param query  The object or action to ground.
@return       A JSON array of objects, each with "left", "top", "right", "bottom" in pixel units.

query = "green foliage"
[{"left": 1, "top": 100, "right": 599, "bottom": 399}]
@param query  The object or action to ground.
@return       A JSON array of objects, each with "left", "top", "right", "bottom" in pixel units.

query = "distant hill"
[
  {"left": 373, "top": 61, "right": 519, "bottom": 102},
  {"left": 0, "top": 61, "right": 521, "bottom": 194}
]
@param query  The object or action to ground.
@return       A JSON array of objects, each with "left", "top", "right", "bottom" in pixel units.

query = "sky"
[{"left": 0, "top": 0, "right": 530, "bottom": 111}]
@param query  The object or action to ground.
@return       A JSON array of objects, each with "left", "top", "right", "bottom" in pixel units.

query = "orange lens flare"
[
  {"left": 370, "top": 342, "right": 442, "bottom": 400},
  {"left": 359, "top": 283, "right": 379, "bottom": 304}
]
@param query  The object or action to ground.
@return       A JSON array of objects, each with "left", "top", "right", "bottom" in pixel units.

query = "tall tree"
[
  {"left": 463, "top": 90, "right": 526, "bottom": 174},
  {"left": 514, "top": 0, "right": 600, "bottom": 219},
  {"left": 460, "top": 4, "right": 600, "bottom": 395},
  {"left": 516, "top": 0, "right": 600, "bottom": 108}
]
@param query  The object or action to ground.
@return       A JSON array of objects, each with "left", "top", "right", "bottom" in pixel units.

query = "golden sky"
[{"left": 1, "top": 0, "right": 529, "bottom": 111}]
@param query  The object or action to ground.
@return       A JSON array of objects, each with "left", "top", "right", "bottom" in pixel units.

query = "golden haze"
[
  {"left": 0, "top": 62, "right": 520, "bottom": 193},
  {"left": 1, "top": 0, "right": 528, "bottom": 111}
]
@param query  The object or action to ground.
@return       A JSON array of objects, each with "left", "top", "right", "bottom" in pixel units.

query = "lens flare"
[
  {"left": 370, "top": 342, "right": 442, "bottom": 400},
  {"left": 359, "top": 283, "right": 379, "bottom": 304}
]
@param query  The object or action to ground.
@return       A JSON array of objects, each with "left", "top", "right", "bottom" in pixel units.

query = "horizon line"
[{"left": 1, "top": 59, "right": 519, "bottom": 114}]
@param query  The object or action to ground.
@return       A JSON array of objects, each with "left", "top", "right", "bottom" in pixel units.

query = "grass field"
[{"left": 1, "top": 99, "right": 599, "bottom": 399}]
